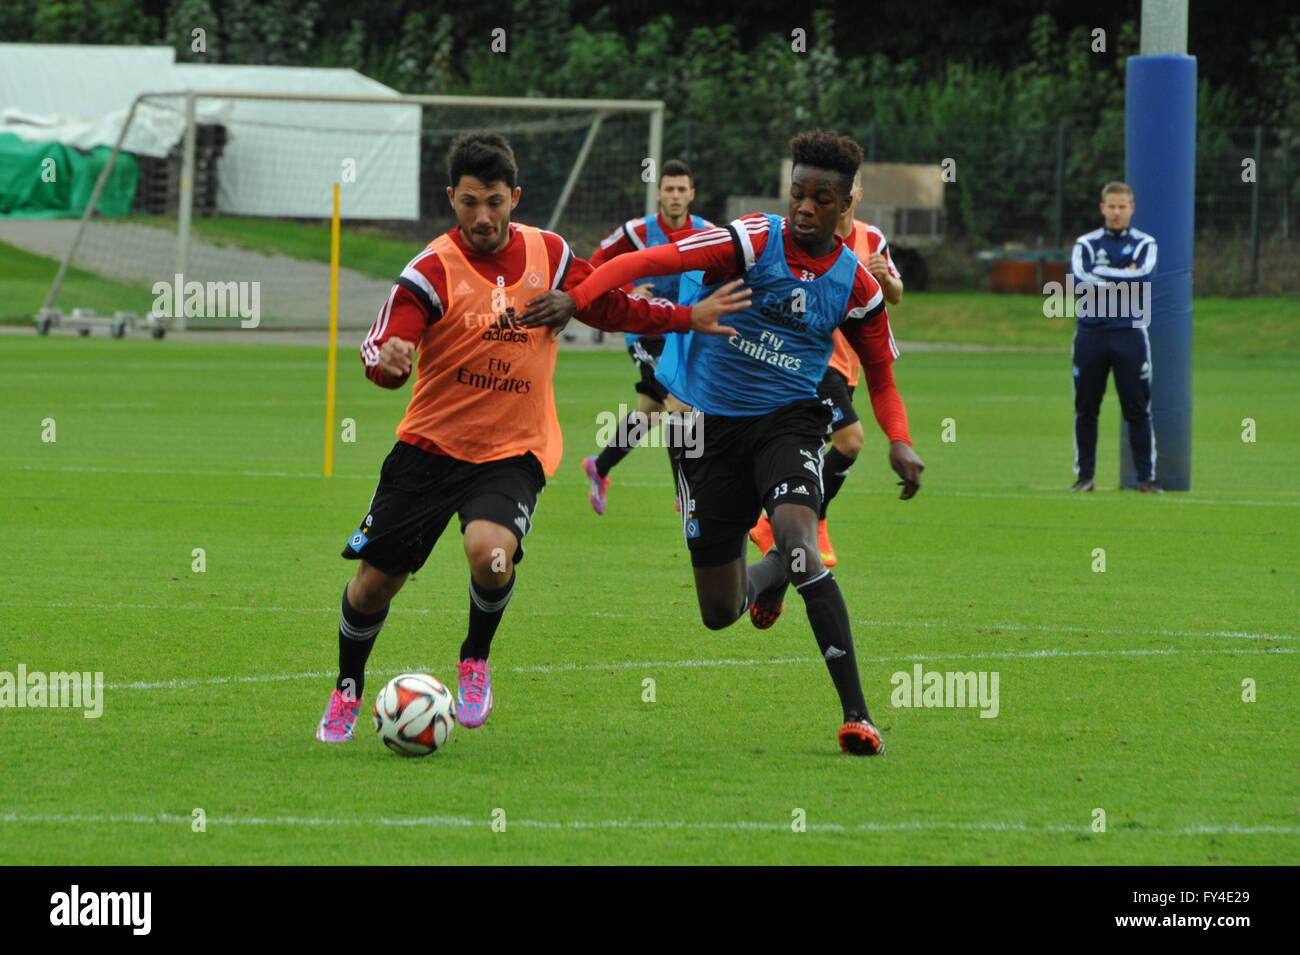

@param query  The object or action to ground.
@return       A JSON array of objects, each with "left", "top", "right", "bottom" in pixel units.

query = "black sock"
[
  {"left": 819, "top": 447, "right": 856, "bottom": 519},
  {"left": 746, "top": 546, "right": 789, "bottom": 606},
  {"left": 796, "top": 571, "right": 868, "bottom": 720},
  {"left": 338, "top": 585, "right": 388, "bottom": 699},
  {"left": 594, "top": 412, "right": 646, "bottom": 477},
  {"left": 460, "top": 571, "right": 515, "bottom": 661}
]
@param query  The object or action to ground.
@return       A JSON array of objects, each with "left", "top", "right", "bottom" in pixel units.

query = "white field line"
[
  {"left": 607, "top": 477, "right": 1300, "bottom": 506},
  {"left": 15, "top": 464, "right": 375, "bottom": 480},
  {"left": 510, "top": 646, "right": 1295, "bottom": 676},
  {"left": 101, "top": 645, "right": 1294, "bottom": 692},
  {"left": 11, "top": 463, "right": 1300, "bottom": 506},
  {"left": 855, "top": 618, "right": 1295, "bottom": 642},
  {"left": 36, "top": 603, "right": 1295, "bottom": 643},
  {"left": 0, "top": 811, "right": 1295, "bottom": 837},
  {"left": 3, "top": 399, "right": 398, "bottom": 410},
  {"left": 37, "top": 602, "right": 622, "bottom": 621}
]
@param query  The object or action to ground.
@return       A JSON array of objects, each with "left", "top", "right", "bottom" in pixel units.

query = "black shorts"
[
  {"left": 817, "top": 367, "right": 859, "bottom": 432},
  {"left": 674, "top": 396, "right": 832, "bottom": 567},
  {"left": 628, "top": 336, "right": 670, "bottom": 404},
  {"left": 341, "top": 441, "right": 545, "bottom": 576}
]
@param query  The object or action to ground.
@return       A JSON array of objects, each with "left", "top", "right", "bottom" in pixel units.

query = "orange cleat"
[
  {"left": 749, "top": 592, "right": 785, "bottom": 630},
  {"left": 748, "top": 514, "right": 775, "bottom": 554},
  {"left": 817, "top": 518, "right": 837, "bottom": 567},
  {"left": 838, "top": 716, "right": 885, "bottom": 756}
]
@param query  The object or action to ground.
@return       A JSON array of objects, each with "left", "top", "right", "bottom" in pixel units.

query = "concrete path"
[{"left": 0, "top": 219, "right": 394, "bottom": 329}]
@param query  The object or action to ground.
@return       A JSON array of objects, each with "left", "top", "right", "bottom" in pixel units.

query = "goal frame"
[{"left": 41, "top": 91, "right": 666, "bottom": 331}]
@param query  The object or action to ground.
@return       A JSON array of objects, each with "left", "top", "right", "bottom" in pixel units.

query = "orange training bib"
[{"left": 396, "top": 225, "right": 563, "bottom": 474}]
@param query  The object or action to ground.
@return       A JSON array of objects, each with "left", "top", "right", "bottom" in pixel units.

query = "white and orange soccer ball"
[{"left": 373, "top": 673, "right": 455, "bottom": 757}]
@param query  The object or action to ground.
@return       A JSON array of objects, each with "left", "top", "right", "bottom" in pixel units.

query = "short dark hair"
[
  {"left": 661, "top": 159, "right": 693, "bottom": 184},
  {"left": 447, "top": 131, "right": 518, "bottom": 190},
  {"left": 789, "top": 130, "right": 863, "bottom": 197}
]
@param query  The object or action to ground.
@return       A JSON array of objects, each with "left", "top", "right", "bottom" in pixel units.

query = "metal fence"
[{"left": 671, "top": 121, "right": 1297, "bottom": 293}]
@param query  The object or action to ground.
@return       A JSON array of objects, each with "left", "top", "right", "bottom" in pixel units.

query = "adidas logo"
[
  {"left": 454, "top": 280, "right": 473, "bottom": 296},
  {"left": 824, "top": 645, "right": 846, "bottom": 661},
  {"left": 793, "top": 485, "right": 809, "bottom": 495},
  {"left": 514, "top": 516, "right": 528, "bottom": 533},
  {"left": 802, "top": 461, "right": 819, "bottom": 476}
]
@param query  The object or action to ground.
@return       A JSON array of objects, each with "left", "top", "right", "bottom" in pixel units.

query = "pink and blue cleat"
[
  {"left": 316, "top": 687, "right": 362, "bottom": 742},
  {"left": 581, "top": 455, "right": 609, "bottom": 515},
  {"left": 455, "top": 658, "right": 493, "bottom": 728}
]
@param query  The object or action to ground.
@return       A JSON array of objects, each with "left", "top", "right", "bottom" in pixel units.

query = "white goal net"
[{"left": 27, "top": 92, "right": 663, "bottom": 332}]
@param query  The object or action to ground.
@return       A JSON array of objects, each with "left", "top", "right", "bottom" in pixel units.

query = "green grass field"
[{"left": 1, "top": 320, "right": 1296, "bottom": 865}]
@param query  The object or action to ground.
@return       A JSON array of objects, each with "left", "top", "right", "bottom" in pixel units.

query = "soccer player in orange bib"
[
  {"left": 749, "top": 173, "right": 904, "bottom": 566},
  {"left": 316, "top": 132, "right": 746, "bottom": 742}
]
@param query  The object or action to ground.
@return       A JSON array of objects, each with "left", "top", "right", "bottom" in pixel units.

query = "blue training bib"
[{"left": 655, "top": 214, "right": 857, "bottom": 416}]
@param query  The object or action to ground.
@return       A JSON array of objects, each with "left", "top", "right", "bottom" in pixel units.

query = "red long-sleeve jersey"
[{"left": 360, "top": 223, "right": 691, "bottom": 388}]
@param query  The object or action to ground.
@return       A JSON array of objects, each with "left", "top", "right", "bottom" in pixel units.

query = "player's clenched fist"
[
  {"left": 866, "top": 253, "right": 891, "bottom": 282},
  {"left": 378, "top": 337, "right": 416, "bottom": 378}
]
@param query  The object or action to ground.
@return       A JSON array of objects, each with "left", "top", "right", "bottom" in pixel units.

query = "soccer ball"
[{"left": 373, "top": 673, "right": 455, "bottom": 757}]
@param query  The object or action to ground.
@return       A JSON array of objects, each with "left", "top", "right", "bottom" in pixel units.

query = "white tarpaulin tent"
[
  {"left": 2, "top": 102, "right": 232, "bottom": 160},
  {"left": 0, "top": 44, "right": 420, "bottom": 219},
  {"left": 0, "top": 44, "right": 176, "bottom": 116}
]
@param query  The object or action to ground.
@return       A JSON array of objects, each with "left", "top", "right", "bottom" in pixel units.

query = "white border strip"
[{"left": 0, "top": 811, "right": 1294, "bottom": 836}]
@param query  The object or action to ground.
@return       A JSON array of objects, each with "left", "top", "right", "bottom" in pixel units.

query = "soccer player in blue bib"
[{"left": 523, "top": 131, "right": 925, "bottom": 755}]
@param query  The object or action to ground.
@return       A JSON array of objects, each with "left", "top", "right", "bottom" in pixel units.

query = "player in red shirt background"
[{"left": 579, "top": 159, "right": 713, "bottom": 514}]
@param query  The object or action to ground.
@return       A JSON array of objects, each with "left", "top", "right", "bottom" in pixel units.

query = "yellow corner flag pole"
[{"left": 324, "top": 182, "right": 340, "bottom": 477}]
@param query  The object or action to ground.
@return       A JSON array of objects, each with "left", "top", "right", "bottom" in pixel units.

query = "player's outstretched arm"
[
  {"left": 519, "top": 280, "right": 745, "bottom": 338},
  {"left": 522, "top": 226, "right": 742, "bottom": 333},
  {"left": 519, "top": 242, "right": 682, "bottom": 330}
]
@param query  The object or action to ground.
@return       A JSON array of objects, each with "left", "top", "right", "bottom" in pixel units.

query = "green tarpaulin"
[{"left": 0, "top": 132, "right": 138, "bottom": 218}]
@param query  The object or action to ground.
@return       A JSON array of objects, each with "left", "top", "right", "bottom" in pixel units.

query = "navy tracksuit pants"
[{"left": 1072, "top": 325, "right": 1155, "bottom": 482}]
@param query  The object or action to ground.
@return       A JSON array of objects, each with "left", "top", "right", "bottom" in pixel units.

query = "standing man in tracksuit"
[{"left": 1069, "top": 180, "right": 1161, "bottom": 493}]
